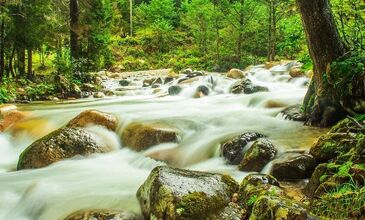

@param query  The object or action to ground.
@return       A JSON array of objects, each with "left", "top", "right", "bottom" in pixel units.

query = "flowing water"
[{"left": 0, "top": 64, "right": 326, "bottom": 220}]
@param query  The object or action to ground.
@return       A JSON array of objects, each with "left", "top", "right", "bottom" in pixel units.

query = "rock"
[
  {"left": 142, "top": 78, "right": 154, "bottom": 87},
  {"left": 289, "top": 67, "right": 304, "bottom": 78},
  {"left": 137, "top": 166, "right": 239, "bottom": 220},
  {"left": 70, "top": 83, "right": 82, "bottom": 98},
  {"left": 178, "top": 77, "right": 199, "bottom": 84},
  {"left": 119, "top": 80, "right": 130, "bottom": 86},
  {"left": 238, "top": 174, "right": 285, "bottom": 211},
  {"left": 67, "top": 110, "right": 118, "bottom": 131},
  {"left": 93, "top": 92, "right": 105, "bottom": 99},
  {"left": 108, "top": 73, "right": 120, "bottom": 79},
  {"left": 264, "top": 61, "right": 280, "bottom": 69},
  {"left": 250, "top": 195, "right": 310, "bottom": 220},
  {"left": 104, "top": 90, "right": 115, "bottom": 96},
  {"left": 65, "top": 210, "right": 142, "bottom": 220},
  {"left": 164, "top": 77, "right": 175, "bottom": 84},
  {"left": 10, "top": 118, "right": 57, "bottom": 139},
  {"left": 194, "top": 85, "right": 210, "bottom": 98},
  {"left": 281, "top": 105, "right": 306, "bottom": 122},
  {"left": 82, "top": 83, "right": 97, "bottom": 92},
  {"left": 239, "top": 138, "right": 277, "bottom": 172},
  {"left": 17, "top": 127, "right": 115, "bottom": 170},
  {"left": 306, "top": 70, "right": 313, "bottom": 78},
  {"left": 0, "top": 110, "right": 30, "bottom": 132},
  {"left": 0, "top": 104, "right": 17, "bottom": 116},
  {"left": 227, "top": 69, "right": 246, "bottom": 79},
  {"left": 121, "top": 122, "right": 180, "bottom": 151},
  {"left": 109, "top": 65, "right": 125, "bottom": 73},
  {"left": 220, "top": 132, "right": 266, "bottom": 165},
  {"left": 303, "top": 163, "right": 330, "bottom": 198},
  {"left": 95, "top": 76, "right": 103, "bottom": 85},
  {"left": 152, "top": 77, "right": 163, "bottom": 86},
  {"left": 168, "top": 85, "right": 183, "bottom": 96},
  {"left": 310, "top": 132, "right": 358, "bottom": 163},
  {"left": 181, "top": 68, "right": 193, "bottom": 75},
  {"left": 231, "top": 79, "right": 269, "bottom": 94},
  {"left": 270, "top": 154, "right": 317, "bottom": 180}
]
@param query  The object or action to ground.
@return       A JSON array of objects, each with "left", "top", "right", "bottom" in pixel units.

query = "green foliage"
[
  {"left": 25, "top": 83, "right": 56, "bottom": 100},
  {"left": 0, "top": 87, "right": 13, "bottom": 104},
  {"left": 247, "top": 195, "right": 258, "bottom": 206},
  {"left": 310, "top": 183, "right": 365, "bottom": 219}
]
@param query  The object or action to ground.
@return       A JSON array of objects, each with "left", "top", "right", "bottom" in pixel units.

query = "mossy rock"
[
  {"left": 220, "top": 132, "right": 266, "bottom": 165},
  {"left": 121, "top": 122, "right": 180, "bottom": 151},
  {"left": 230, "top": 79, "right": 269, "bottom": 95},
  {"left": 239, "top": 138, "right": 277, "bottom": 172},
  {"left": 249, "top": 195, "right": 310, "bottom": 220},
  {"left": 237, "top": 174, "right": 286, "bottom": 213},
  {"left": 280, "top": 105, "right": 306, "bottom": 122},
  {"left": 270, "top": 154, "right": 317, "bottom": 181},
  {"left": 309, "top": 132, "right": 358, "bottom": 163},
  {"left": 136, "top": 166, "right": 239, "bottom": 220},
  {"left": 65, "top": 210, "right": 142, "bottom": 220},
  {"left": 17, "top": 127, "right": 114, "bottom": 170}
]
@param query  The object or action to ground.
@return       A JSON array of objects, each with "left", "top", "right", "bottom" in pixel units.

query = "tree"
[
  {"left": 297, "top": 0, "right": 347, "bottom": 126},
  {"left": 70, "top": 0, "right": 80, "bottom": 59}
]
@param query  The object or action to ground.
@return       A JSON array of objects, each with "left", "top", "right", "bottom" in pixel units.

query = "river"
[{"left": 0, "top": 64, "right": 326, "bottom": 220}]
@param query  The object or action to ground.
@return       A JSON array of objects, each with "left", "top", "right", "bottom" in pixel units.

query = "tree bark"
[
  {"left": 0, "top": 3, "right": 5, "bottom": 82},
  {"left": 27, "top": 48, "right": 32, "bottom": 78},
  {"left": 70, "top": 0, "right": 80, "bottom": 60},
  {"left": 297, "top": 0, "right": 347, "bottom": 127},
  {"left": 17, "top": 48, "right": 26, "bottom": 77},
  {"left": 267, "top": 0, "right": 276, "bottom": 62}
]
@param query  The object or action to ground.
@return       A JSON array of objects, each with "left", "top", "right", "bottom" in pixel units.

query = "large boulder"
[
  {"left": 121, "top": 122, "right": 180, "bottom": 151},
  {"left": 194, "top": 85, "right": 210, "bottom": 98},
  {"left": 310, "top": 132, "right": 358, "bottom": 163},
  {"left": 250, "top": 195, "right": 310, "bottom": 220},
  {"left": 136, "top": 166, "right": 239, "bottom": 220},
  {"left": 17, "top": 127, "right": 115, "bottom": 170},
  {"left": 0, "top": 104, "right": 17, "bottom": 116},
  {"left": 220, "top": 132, "right": 266, "bottom": 165},
  {"left": 227, "top": 69, "right": 246, "bottom": 79},
  {"left": 67, "top": 110, "right": 118, "bottom": 131},
  {"left": 270, "top": 154, "right": 317, "bottom": 181},
  {"left": 289, "top": 67, "right": 304, "bottom": 78},
  {"left": 230, "top": 79, "right": 269, "bottom": 95},
  {"left": 65, "top": 210, "right": 142, "bottom": 220},
  {"left": 239, "top": 138, "right": 277, "bottom": 172}
]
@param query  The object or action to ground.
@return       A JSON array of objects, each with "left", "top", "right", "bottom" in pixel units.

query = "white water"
[{"left": 0, "top": 64, "right": 325, "bottom": 220}]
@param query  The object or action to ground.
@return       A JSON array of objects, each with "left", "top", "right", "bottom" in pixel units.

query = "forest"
[{"left": 0, "top": 0, "right": 364, "bottom": 219}]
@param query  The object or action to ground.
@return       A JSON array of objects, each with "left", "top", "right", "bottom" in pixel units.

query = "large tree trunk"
[
  {"left": 17, "top": 48, "right": 26, "bottom": 77},
  {"left": 0, "top": 3, "right": 5, "bottom": 82},
  {"left": 267, "top": 0, "right": 276, "bottom": 62},
  {"left": 27, "top": 48, "right": 33, "bottom": 78},
  {"left": 297, "top": 0, "right": 347, "bottom": 127},
  {"left": 70, "top": 0, "right": 80, "bottom": 60}
]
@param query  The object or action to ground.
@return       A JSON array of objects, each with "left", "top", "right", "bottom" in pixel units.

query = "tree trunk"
[
  {"left": 27, "top": 48, "right": 32, "bottom": 78},
  {"left": 0, "top": 3, "right": 5, "bottom": 82},
  {"left": 70, "top": 0, "right": 80, "bottom": 60},
  {"left": 267, "top": 0, "right": 276, "bottom": 62},
  {"left": 8, "top": 45, "right": 15, "bottom": 78},
  {"left": 236, "top": 0, "right": 245, "bottom": 63},
  {"left": 18, "top": 48, "right": 26, "bottom": 77},
  {"left": 297, "top": 0, "right": 347, "bottom": 127}
]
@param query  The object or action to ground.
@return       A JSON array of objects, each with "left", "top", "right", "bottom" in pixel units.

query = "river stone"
[
  {"left": 67, "top": 110, "right": 118, "bottom": 131},
  {"left": 281, "top": 105, "right": 306, "bottom": 121},
  {"left": 230, "top": 79, "right": 269, "bottom": 94},
  {"left": 136, "top": 166, "right": 239, "bottom": 220},
  {"left": 121, "top": 122, "right": 180, "bottom": 151},
  {"left": 65, "top": 210, "right": 142, "bottom": 220},
  {"left": 0, "top": 110, "right": 30, "bottom": 132},
  {"left": 93, "top": 92, "right": 105, "bottom": 99},
  {"left": 227, "top": 69, "right": 246, "bottom": 79},
  {"left": 17, "top": 127, "right": 114, "bottom": 170},
  {"left": 168, "top": 85, "right": 183, "bottom": 96},
  {"left": 220, "top": 132, "right": 266, "bottom": 165},
  {"left": 289, "top": 67, "right": 304, "bottom": 78},
  {"left": 164, "top": 77, "right": 175, "bottom": 84},
  {"left": 250, "top": 195, "right": 310, "bottom": 220},
  {"left": 119, "top": 79, "right": 130, "bottom": 86},
  {"left": 239, "top": 138, "right": 277, "bottom": 172},
  {"left": 238, "top": 174, "right": 285, "bottom": 212},
  {"left": 82, "top": 83, "right": 97, "bottom": 92},
  {"left": 70, "top": 83, "right": 82, "bottom": 98},
  {"left": 0, "top": 104, "right": 17, "bottom": 116},
  {"left": 194, "top": 85, "right": 210, "bottom": 98},
  {"left": 270, "top": 154, "right": 317, "bottom": 181}
]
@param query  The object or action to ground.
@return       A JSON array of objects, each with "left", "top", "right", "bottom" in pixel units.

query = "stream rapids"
[{"left": 0, "top": 64, "right": 326, "bottom": 220}]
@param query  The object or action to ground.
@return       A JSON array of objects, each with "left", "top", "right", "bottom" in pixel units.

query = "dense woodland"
[{"left": 0, "top": 0, "right": 364, "bottom": 103}]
